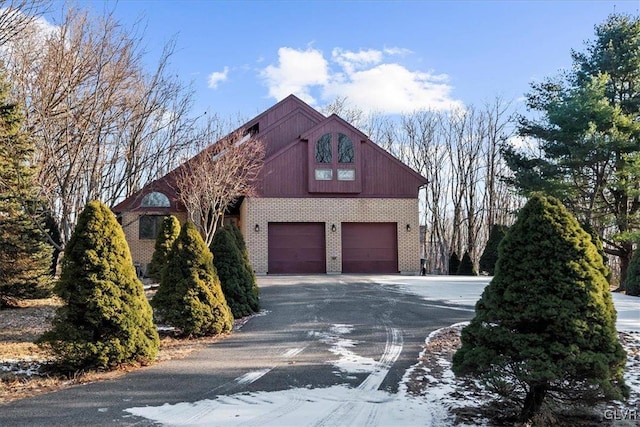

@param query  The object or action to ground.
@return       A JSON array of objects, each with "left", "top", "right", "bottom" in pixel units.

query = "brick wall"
[{"left": 240, "top": 197, "right": 421, "bottom": 274}]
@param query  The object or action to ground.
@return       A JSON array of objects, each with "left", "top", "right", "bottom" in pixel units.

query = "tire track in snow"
[{"left": 314, "top": 326, "right": 403, "bottom": 427}]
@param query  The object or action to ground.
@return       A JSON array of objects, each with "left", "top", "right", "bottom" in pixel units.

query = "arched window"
[
  {"left": 315, "top": 133, "right": 332, "bottom": 163},
  {"left": 338, "top": 133, "right": 354, "bottom": 163},
  {"left": 141, "top": 192, "right": 170, "bottom": 208}
]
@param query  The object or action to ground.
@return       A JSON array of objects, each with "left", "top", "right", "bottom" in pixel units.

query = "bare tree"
[
  {"left": 174, "top": 126, "right": 265, "bottom": 246},
  {"left": 0, "top": 0, "right": 50, "bottom": 47},
  {"left": 2, "top": 5, "right": 196, "bottom": 247}
]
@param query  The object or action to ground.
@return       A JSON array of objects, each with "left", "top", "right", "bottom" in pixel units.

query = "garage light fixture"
[
  {"left": 406, "top": 224, "right": 411, "bottom": 232},
  {"left": 254, "top": 224, "right": 260, "bottom": 232},
  {"left": 331, "top": 224, "right": 337, "bottom": 232}
]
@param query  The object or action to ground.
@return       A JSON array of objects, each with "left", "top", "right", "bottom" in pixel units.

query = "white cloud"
[
  {"left": 260, "top": 47, "right": 329, "bottom": 105},
  {"left": 208, "top": 66, "right": 229, "bottom": 89},
  {"left": 260, "top": 46, "right": 462, "bottom": 114}
]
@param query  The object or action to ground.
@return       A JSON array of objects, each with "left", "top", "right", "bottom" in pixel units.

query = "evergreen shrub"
[
  {"left": 478, "top": 224, "right": 508, "bottom": 275},
  {"left": 152, "top": 221, "right": 233, "bottom": 337},
  {"left": 448, "top": 252, "right": 460, "bottom": 275},
  {"left": 210, "top": 225, "right": 259, "bottom": 318},
  {"left": 39, "top": 201, "right": 159, "bottom": 372},
  {"left": 457, "top": 251, "right": 477, "bottom": 276},
  {"left": 452, "top": 194, "right": 628, "bottom": 421},
  {"left": 147, "top": 215, "right": 180, "bottom": 282}
]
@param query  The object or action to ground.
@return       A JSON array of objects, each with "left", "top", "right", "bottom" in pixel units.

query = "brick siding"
[{"left": 240, "top": 197, "right": 421, "bottom": 275}]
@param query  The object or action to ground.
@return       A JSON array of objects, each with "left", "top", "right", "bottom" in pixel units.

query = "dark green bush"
[
  {"left": 152, "top": 221, "right": 233, "bottom": 337},
  {"left": 624, "top": 246, "right": 640, "bottom": 296},
  {"left": 39, "top": 201, "right": 159, "bottom": 373},
  {"left": 478, "top": 224, "right": 508, "bottom": 275},
  {"left": 452, "top": 194, "right": 627, "bottom": 421},
  {"left": 210, "top": 226, "right": 259, "bottom": 318},
  {"left": 147, "top": 215, "right": 181, "bottom": 282},
  {"left": 457, "top": 251, "right": 477, "bottom": 276},
  {"left": 448, "top": 251, "right": 460, "bottom": 275}
]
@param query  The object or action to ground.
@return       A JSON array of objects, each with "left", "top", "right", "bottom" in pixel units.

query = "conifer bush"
[
  {"left": 448, "top": 251, "right": 460, "bottom": 275},
  {"left": 39, "top": 201, "right": 159, "bottom": 372},
  {"left": 147, "top": 215, "right": 180, "bottom": 282},
  {"left": 452, "top": 194, "right": 627, "bottom": 422},
  {"left": 152, "top": 221, "right": 233, "bottom": 337},
  {"left": 457, "top": 251, "right": 477, "bottom": 275},
  {"left": 210, "top": 226, "right": 259, "bottom": 318},
  {"left": 478, "top": 224, "right": 508, "bottom": 275},
  {"left": 624, "top": 246, "right": 640, "bottom": 296}
]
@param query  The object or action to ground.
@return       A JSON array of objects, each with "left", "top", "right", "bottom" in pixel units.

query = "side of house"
[{"left": 114, "top": 95, "right": 427, "bottom": 275}]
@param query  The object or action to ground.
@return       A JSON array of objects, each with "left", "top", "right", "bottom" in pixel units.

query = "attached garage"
[
  {"left": 341, "top": 222, "right": 398, "bottom": 273},
  {"left": 268, "top": 222, "right": 326, "bottom": 274}
]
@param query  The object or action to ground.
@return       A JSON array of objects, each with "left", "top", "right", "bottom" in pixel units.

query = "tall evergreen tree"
[
  {"left": 0, "top": 75, "right": 52, "bottom": 307},
  {"left": 39, "top": 201, "right": 159, "bottom": 372},
  {"left": 479, "top": 224, "right": 508, "bottom": 275},
  {"left": 452, "top": 194, "right": 627, "bottom": 421},
  {"left": 147, "top": 215, "right": 180, "bottom": 282},
  {"left": 152, "top": 221, "right": 233, "bottom": 337},
  {"left": 457, "top": 251, "right": 477, "bottom": 276},
  {"left": 210, "top": 226, "right": 259, "bottom": 318},
  {"left": 448, "top": 251, "right": 460, "bottom": 275},
  {"left": 504, "top": 14, "right": 640, "bottom": 287}
]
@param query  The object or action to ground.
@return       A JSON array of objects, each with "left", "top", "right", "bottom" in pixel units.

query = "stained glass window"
[
  {"left": 338, "top": 133, "right": 354, "bottom": 163},
  {"left": 315, "top": 133, "right": 332, "bottom": 163}
]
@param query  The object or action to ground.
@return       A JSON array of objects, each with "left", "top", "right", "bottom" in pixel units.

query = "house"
[{"left": 113, "top": 95, "right": 428, "bottom": 275}]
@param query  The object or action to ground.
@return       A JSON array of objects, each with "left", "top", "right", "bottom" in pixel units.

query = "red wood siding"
[
  {"left": 341, "top": 223, "right": 398, "bottom": 273},
  {"left": 268, "top": 222, "right": 326, "bottom": 274}
]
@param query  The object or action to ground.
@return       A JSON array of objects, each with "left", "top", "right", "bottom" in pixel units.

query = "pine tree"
[
  {"left": 210, "top": 226, "right": 259, "bottom": 318},
  {"left": 478, "top": 224, "right": 508, "bottom": 275},
  {"left": 147, "top": 215, "right": 180, "bottom": 282},
  {"left": 452, "top": 194, "right": 627, "bottom": 421},
  {"left": 448, "top": 251, "right": 460, "bottom": 275},
  {"left": 624, "top": 246, "right": 640, "bottom": 296},
  {"left": 457, "top": 251, "right": 477, "bottom": 276},
  {"left": 38, "top": 201, "right": 159, "bottom": 372},
  {"left": 0, "top": 76, "right": 52, "bottom": 307},
  {"left": 152, "top": 221, "right": 233, "bottom": 337}
]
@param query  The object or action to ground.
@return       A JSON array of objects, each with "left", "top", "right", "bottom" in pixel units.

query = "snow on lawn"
[{"left": 126, "top": 275, "right": 640, "bottom": 426}]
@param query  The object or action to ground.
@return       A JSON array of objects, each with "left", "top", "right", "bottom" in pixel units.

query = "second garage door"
[
  {"left": 342, "top": 222, "right": 398, "bottom": 273},
  {"left": 268, "top": 222, "right": 326, "bottom": 274}
]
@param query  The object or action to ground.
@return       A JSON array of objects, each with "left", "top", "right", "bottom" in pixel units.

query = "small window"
[
  {"left": 141, "top": 192, "right": 170, "bottom": 208},
  {"left": 338, "top": 133, "right": 354, "bottom": 163},
  {"left": 315, "top": 133, "right": 332, "bottom": 163},
  {"left": 139, "top": 215, "right": 166, "bottom": 239},
  {"left": 337, "top": 169, "right": 355, "bottom": 181},
  {"left": 315, "top": 168, "right": 333, "bottom": 180}
]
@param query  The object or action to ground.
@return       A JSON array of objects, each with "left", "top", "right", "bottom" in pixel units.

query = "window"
[
  {"left": 315, "top": 133, "right": 332, "bottom": 163},
  {"left": 141, "top": 192, "right": 170, "bottom": 208},
  {"left": 139, "top": 215, "right": 166, "bottom": 239},
  {"left": 337, "top": 169, "right": 355, "bottom": 181},
  {"left": 338, "top": 133, "right": 354, "bottom": 163},
  {"left": 315, "top": 168, "right": 333, "bottom": 180}
]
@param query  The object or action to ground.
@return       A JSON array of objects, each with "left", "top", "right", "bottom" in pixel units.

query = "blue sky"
[{"left": 65, "top": 0, "right": 640, "bottom": 119}]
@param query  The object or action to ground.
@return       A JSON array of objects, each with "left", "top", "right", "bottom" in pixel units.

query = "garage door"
[
  {"left": 342, "top": 222, "right": 398, "bottom": 273},
  {"left": 268, "top": 222, "right": 326, "bottom": 274}
]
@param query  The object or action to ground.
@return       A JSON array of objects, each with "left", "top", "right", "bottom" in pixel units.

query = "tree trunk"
[{"left": 520, "top": 383, "right": 547, "bottom": 422}]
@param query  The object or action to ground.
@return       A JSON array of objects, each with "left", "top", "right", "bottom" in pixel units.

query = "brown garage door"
[
  {"left": 268, "top": 222, "right": 326, "bottom": 274},
  {"left": 342, "top": 222, "right": 398, "bottom": 273}
]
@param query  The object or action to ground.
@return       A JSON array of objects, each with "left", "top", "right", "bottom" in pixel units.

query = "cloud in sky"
[
  {"left": 260, "top": 47, "right": 329, "bottom": 105},
  {"left": 259, "top": 46, "right": 462, "bottom": 114},
  {"left": 208, "top": 66, "right": 229, "bottom": 89}
]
